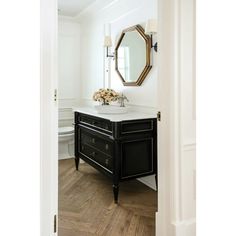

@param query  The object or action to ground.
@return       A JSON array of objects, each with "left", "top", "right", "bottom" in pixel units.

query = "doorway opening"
[{"left": 57, "top": 0, "right": 158, "bottom": 235}]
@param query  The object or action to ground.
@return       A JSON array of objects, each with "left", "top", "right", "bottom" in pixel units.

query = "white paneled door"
[{"left": 41, "top": 0, "right": 58, "bottom": 235}]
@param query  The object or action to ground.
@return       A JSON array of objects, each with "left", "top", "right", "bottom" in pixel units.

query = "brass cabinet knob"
[
  {"left": 91, "top": 152, "right": 96, "bottom": 157},
  {"left": 105, "top": 144, "right": 109, "bottom": 150}
]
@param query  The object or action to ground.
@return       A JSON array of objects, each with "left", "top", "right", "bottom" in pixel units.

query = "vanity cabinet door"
[{"left": 120, "top": 138, "right": 154, "bottom": 179}]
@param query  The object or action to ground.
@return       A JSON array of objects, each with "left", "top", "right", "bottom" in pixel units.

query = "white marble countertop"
[{"left": 73, "top": 106, "right": 157, "bottom": 122}]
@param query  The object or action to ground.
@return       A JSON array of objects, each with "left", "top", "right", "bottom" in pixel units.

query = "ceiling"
[{"left": 58, "top": 0, "right": 96, "bottom": 17}]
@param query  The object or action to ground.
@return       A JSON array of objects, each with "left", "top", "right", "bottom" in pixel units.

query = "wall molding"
[
  {"left": 58, "top": 15, "right": 77, "bottom": 22},
  {"left": 183, "top": 143, "right": 196, "bottom": 151},
  {"left": 59, "top": 98, "right": 77, "bottom": 102},
  {"left": 171, "top": 219, "right": 196, "bottom": 236},
  {"left": 75, "top": 0, "right": 117, "bottom": 21},
  {"left": 59, "top": 107, "right": 73, "bottom": 121}
]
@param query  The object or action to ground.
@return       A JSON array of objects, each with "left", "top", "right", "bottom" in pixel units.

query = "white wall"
[
  {"left": 58, "top": 17, "right": 81, "bottom": 125},
  {"left": 77, "top": 0, "right": 158, "bottom": 110}
]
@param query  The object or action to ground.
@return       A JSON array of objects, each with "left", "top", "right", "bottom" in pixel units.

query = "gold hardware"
[
  {"left": 54, "top": 215, "right": 57, "bottom": 233},
  {"left": 105, "top": 144, "right": 109, "bottom": 150},
  {"left": 54, "top": 89, "right": 57, "bottom": 102},
  {"left": 91, "top": 152, "right": 96, "bottom": 156},
  {"left": 157, "top": 111, "right": 161, "bottom": 121}
]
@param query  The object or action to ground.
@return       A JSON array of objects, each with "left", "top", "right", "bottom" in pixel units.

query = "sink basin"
[{"left": 94, "top": 105, "right": 128, "bottom": 114}]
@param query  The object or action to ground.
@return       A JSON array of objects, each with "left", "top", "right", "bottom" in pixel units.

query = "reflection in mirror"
[
  {"left": 118, "top": 31, "right": 146, "bottom": 82},
  {"left": 115, "top": 25, "right": 152, "bottom": 86}
]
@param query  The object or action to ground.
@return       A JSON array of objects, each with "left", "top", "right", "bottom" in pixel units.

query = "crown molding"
[{"left": 58, "top": 14, "right": 78, "bottom": 22}]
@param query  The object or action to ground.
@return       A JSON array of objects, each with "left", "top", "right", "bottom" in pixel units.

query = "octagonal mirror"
[{"left": 115, "top": 25, "right": 152, "bottom": 86}]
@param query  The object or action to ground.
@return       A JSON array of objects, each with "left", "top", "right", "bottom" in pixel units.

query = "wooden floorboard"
[{"left": 59, "top": 158, "right": 157, "bottom": 236}]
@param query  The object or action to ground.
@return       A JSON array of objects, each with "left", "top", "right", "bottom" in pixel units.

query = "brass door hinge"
[
  {"left": 54, "top": 89, "right": 57, "bottom": 102},
  {"left": 157, "top": 111, "right": 161, "bottom": 121},
  {"left": 54, "top": 215, "right": 57, "bottom": 233}
]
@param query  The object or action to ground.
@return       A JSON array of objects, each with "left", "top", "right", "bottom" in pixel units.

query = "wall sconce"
[
  {"left": 145, "top": 19, "right": 158, "bottom": 52},
  {"left": 104, "top": 36, "right": 114, "bottom": 58}
]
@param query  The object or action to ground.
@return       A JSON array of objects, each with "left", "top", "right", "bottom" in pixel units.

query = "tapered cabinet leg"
[
  {"left": 75, "top": 156, "right": 80, "bottom": 170},
  {"left": 155, "top": 174, "right": 157, "bottom": 189},
  {"left": 113, "top": 185, "right": 119, "bottom": 204}
]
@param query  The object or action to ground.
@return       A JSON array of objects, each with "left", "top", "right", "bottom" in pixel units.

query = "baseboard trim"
[
  {"left": 171, "top": 218, "right": 196, "bottom": 236},
  {"left": 137, "top": 177, "right": 156, "bottom": 191},
  {"left": 58, "top": 155, "right": 74, "bottom": 160},
  {"left": 58, "top": 156, "right": 85, "bottom": 164}
]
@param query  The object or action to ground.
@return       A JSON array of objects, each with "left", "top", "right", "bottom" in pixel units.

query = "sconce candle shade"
[
  {"left": 145, "top": 19, "right": 158, "bottom": 52},
  {"left": 104, "top": 36, "right": 112, "bottom": 47},
  {"left": 145, "top": 19, "right": 157, "bottom": 34}
]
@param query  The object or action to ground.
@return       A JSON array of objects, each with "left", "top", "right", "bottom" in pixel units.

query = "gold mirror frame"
[{"left": 115, "top": 25, "right": 152, "bottom": 86}]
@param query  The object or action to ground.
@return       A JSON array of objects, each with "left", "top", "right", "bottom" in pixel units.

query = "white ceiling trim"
[{"left": 58, "top": 0, "right": 97, "bottom": 17}]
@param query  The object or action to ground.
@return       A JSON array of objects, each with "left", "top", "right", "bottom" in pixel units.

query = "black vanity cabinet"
[{"left": 74, "top": 112, "right": 157, "bottom": 203}]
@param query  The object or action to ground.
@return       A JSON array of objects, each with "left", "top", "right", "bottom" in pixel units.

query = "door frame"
[
  {"left": 40, "top": 0, "right": 58, "bottom": 235},
  {"left": 40, "top": 0, "right": 196, "bottom": 235},
  {"left": 156, "top": 0, "right": 196, "bottom": 235}
]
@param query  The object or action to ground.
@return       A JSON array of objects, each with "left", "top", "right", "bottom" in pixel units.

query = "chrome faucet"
[{"left": 118, "top": 93, "right": 129, "bottom": 107}]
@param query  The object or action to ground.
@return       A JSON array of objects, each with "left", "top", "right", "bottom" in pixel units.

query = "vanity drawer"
[
  {"left": 78, "top": 114, "right": 112, "bottom": 132},
  {"left": 80, "top": 144, "right": 113, "bottom": 171},
  {"left": 120, "top": 119, "right": 153, "bottom": 135},
  {"left": 80, "top": 129, "right": 113, "bottom": 156}
]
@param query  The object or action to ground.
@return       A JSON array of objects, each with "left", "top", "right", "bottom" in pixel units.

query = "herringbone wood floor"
[{"left": 59, "top": 159, "right": 157, "bottom": 236}]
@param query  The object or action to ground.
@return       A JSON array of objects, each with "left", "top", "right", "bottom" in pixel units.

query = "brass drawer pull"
[
  {"left": 91, "top": 121, "right": 97, "bottom": 126},
  {"left": 105, "top": 144, "right": 109, "bottom": 150},
  {"left": 91, "top": 151, "right": 96, "bottom": 157}
]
